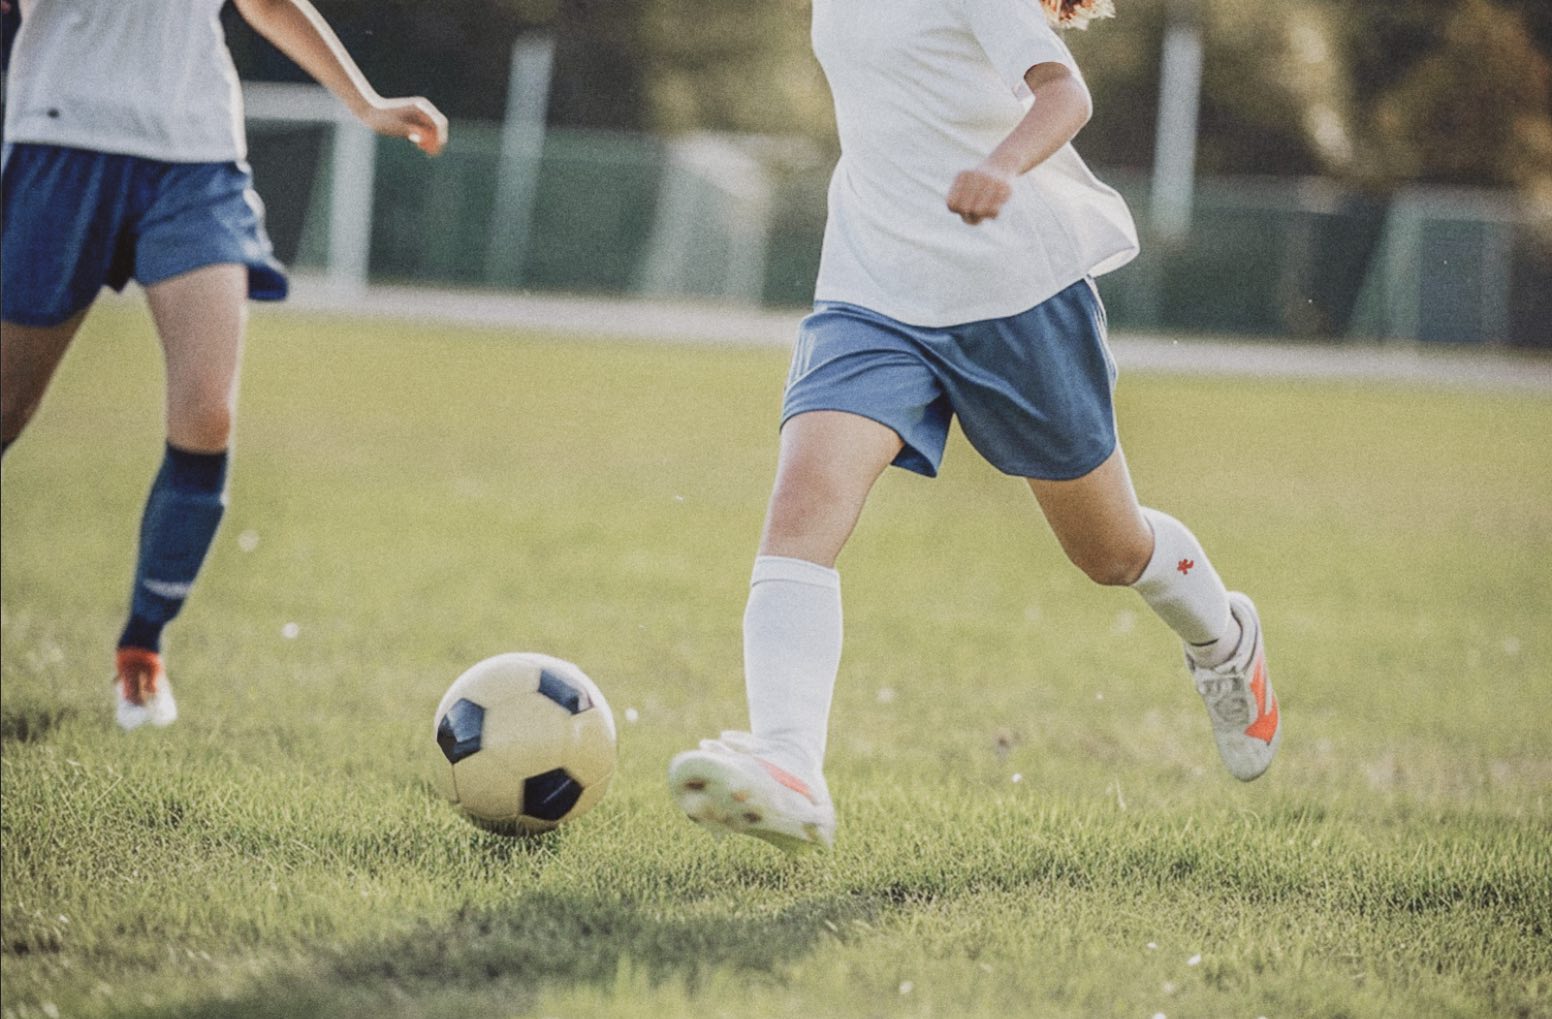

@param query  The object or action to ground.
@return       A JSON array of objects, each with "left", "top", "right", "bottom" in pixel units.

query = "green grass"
[{"left": 3, "top": 299, "right": 1550, "bottom": 1019}]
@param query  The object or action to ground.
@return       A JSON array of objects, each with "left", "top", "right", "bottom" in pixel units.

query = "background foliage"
[{"left": 222, "top": 0, "right": 1552, "bottom": 200}]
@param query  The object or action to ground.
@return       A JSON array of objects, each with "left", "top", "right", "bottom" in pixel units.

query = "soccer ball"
[{"left": 432, "top": 653, "right": 617, "bottom": 836}]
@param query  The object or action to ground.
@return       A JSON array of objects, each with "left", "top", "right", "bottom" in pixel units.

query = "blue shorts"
[
  {"left": 1, "top": 143, "right": 288, "bottom": 327},
  {"left": 782, "top": 278, "right": 1118, "bottom": 480}
]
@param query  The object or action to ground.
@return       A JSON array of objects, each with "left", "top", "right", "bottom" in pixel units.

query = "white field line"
[{"left": 265, "top": 278, "right": 1552, "bottom": 394}]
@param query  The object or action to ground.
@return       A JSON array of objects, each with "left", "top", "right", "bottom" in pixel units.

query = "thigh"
[
  {"left": 1026, "top": 445, "right": 1153, "bottom": 584},
  {"left": 0, "top": 310, "right": 92, "bottom": 435},
  {"left": 761, "top": 410, "right": 904, "bottom": 566},
  {"left": 144, "top": 264, "right": 248, "bottom": 452}
]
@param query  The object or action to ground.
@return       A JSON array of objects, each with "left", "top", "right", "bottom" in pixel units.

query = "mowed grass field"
[{"left": 3, "top": 298, "right": 1550, "bottom": 1019}]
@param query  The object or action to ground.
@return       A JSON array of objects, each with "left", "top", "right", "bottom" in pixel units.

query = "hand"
[
  {"left": 361, "top": 97, "right": 449, "bottom": 156},
  {"left": 946, "top": 164, "right": 1014, "bottom": 226}
]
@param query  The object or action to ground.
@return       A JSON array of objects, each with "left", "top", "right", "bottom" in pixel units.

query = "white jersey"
[
  {"left": 811, "top": 0, "right": 1139, "bottom": 327},
  {"left": 4, "top": 0, "right": 246, "bottom": 163}
]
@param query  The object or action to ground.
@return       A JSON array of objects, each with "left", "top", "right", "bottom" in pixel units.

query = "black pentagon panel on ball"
[
  {"left": 523, "top": 768, "right": 584, "bottom": 821},
  {"left": 436, "top": 698, "right": 485, "bottom": 764},
  {"left": 537, "top": 669, "right": 592, "bottom": 714}
]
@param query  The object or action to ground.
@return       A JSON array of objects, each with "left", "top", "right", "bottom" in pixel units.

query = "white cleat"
[
  {"left": 668, "top": 731, "right": 835, "bottom": 852},
  {"left": 114, "top": 648, "right": 178, "bottom": 731},
  {"left": 1189, "top": 592, "right": 1281, "bottom": 781}
]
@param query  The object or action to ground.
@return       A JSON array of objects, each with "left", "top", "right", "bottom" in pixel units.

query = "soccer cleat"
[
  {"left": 1188, "top": 592, "right": 1281, "bottom": 781},
  {"left": 668, "top": 731, "right": 835, "bottom": 852},
  {"left": 114, "top": 647, "right": 178, "bottom": 731}
]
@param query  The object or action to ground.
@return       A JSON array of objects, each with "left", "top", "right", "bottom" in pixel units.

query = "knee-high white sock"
[
  {"left": 1131, "top": 508, "right": 1238, "bottom": 665},
  {"left": 744, "top": 555, "right": 842, "bottom": 784}
]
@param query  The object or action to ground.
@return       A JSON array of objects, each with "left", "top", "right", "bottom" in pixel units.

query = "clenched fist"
[{"left": 946, "top": 164, "right": 1014, "bottom": 226}]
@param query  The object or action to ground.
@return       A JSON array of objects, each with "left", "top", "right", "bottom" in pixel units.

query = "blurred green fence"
[{"left": 247, "top": 118, "right": 1551, "bottom": 348}]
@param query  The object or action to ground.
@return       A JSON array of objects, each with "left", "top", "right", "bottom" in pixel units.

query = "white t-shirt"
[
  {"left": 4, "top": 0, "right": 246, "bottom": 163},
  {"left": 811, "top": 0, "right": 1139, "bottom": 327}
]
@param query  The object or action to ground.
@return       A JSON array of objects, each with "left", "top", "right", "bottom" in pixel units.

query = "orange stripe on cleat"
[
  {"left": 1244, "top": 654, "right": 1279, "bottom": 743},
  {"left": 758, "top": 759, "right": 816, "bottom": 803}
]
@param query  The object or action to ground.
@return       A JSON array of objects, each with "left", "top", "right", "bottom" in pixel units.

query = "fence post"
[{"left": 486, "top": 34, "right": 557, "bottom": 285}]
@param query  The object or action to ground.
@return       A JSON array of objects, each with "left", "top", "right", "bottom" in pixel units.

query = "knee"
[
  {"left": 760, "top": 472, "right": 858, "bottom": 563},
  {"left": 171, "top": 396, "right": 234, "bottom": 451},
  {"left": 1067, "top": 540, "right": 1152, "bottom": 587}
]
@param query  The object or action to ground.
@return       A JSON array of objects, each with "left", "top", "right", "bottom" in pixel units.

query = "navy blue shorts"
[
  {"left": 782, "top": 278, "right": 1118, "bottom": 480},
  {"left": 1, "top": 142, "right": 288, "bottom": 326}
]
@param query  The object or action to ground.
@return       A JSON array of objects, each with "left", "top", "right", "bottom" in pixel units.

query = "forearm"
[
  {"left": 982, "top": 67, "right": 1092, "bottom": 177},
  {"left": 945, "top": 62, "right": 1092, "bottom": 224},
  {"left": 233, "top": 0, "right": 382, "bottom": 117}
]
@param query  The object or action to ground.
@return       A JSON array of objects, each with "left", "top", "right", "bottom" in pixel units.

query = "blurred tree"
[
  {"left": 1053, "top": 0, "right": 1346, "bottom": 178},
  {"left": 224, "top": 0, "right": 555, "bottom": 121},
  {"left": 546, "top": 0, "right": 652, "bottom": 131},
  {"left": 1368, "top": 1, "right": 1552, "bottom": 191},
  {"left": 546, "top": 0, "right": 830, "bottom": 134},
  {"left": 635, "top": 0, "right": 831, "bottom": 136},
  {"left": 1078, "top": 0, "right": 1551, "bottom": 189}
]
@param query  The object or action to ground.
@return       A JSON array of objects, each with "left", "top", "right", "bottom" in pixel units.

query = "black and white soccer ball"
[{"left": 432, "top": 653, "right": 617, "bottom": 836}]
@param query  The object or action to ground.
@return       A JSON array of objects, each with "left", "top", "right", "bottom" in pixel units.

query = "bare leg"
[
  {"left": 144, "top": 264, "right": 248, "bottom": 452},
  {"left": 759, "top": 410, "right": 906, "bottom": 566},
  {"left": 1026, "top": 445, "right": 1154, "bottom": 586},
  {"left": 1, "top": 309, "right": 91, "bottom": 450}
]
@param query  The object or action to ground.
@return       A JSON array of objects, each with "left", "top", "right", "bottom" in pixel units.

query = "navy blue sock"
[{"left": 117, "top": 443, "right": 229, "bottom": 652}]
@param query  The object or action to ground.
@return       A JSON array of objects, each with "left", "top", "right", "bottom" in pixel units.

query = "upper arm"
[{"left": 1024, "top": 61, "right": 1092, "bottom": 124}]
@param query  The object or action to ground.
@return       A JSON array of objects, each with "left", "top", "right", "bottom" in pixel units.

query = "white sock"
[
  {"left": 1131, "top": 507, "right": 1238, "bottom": 666},
  {"left": 744, "top": 555, "right": 841, "bottom": 787}
]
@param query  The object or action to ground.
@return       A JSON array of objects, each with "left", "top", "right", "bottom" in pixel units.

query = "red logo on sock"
[{"left": 1177, "top": 558, "right": 1195, "bottom": 575}]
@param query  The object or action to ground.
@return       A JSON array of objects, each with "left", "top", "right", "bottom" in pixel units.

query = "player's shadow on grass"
[
  {"left": 0, "top": 702, "right": 74, "bottom": 745},
  {"left": 136, "top": 887, "right": 881, "bottom": 1019}
]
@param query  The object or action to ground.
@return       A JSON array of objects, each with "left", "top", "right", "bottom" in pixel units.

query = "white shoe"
[
  {"left": 1189, "top": 592, "right": 1281, "bottom": 781},
  {"left": 668, "top": 731, "right": 835, "bottom": 852},
  {"left": 114, "top": 648, "right": 178, "bottom": 731}
]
